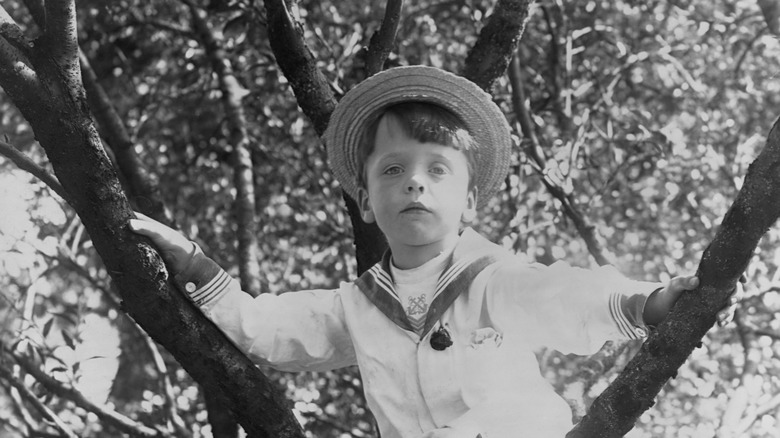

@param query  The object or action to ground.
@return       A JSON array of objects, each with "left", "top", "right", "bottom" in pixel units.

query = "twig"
[
  {"left": 0, "top": 360, "right": 79, "bottom": 438},
  {"left": 50, "top": 250, "right": 189, "bottom": 436},
  {"left": 0, "top": 140, "right": 71, "bottom": 203},
  {"left": 508, "top": 52, "right": 612, "bottom": 266},
  {"left": 7, "top": 347, "right": 168, "bottom": 437}
]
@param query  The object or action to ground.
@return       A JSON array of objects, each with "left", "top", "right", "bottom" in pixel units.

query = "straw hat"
[{"left": 323, "top": 65, "right": 511, "bottom": 209}]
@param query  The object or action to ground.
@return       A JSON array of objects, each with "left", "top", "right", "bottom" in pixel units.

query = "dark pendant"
[{"left": 430, "top": 325, "right": 453, "bottom": 351}]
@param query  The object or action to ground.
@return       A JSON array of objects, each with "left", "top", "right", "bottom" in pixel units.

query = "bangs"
[{"left": 384, "top": 102, "right": 476, "bottom": 152}]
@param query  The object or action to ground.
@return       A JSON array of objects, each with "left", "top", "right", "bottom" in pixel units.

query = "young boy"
[{"left": 130, "top": 66, "right": 738, "bottom": 437}]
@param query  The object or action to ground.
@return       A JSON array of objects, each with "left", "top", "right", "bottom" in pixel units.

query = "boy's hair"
[{"left": 356, "top": 102, "right": 479, "bottom": 189}]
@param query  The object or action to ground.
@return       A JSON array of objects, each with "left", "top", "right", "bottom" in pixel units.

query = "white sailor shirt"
[{"left": 173, "top": 228, "right": 658, "bottom": 438}]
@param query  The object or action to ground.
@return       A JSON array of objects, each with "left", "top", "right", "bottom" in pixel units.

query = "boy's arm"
[
  {"left": 485, "top": 260, "right": 741, "bottom": 355},
  {"left": 129, "top": 213, "right": 357, "bottom": 372}
]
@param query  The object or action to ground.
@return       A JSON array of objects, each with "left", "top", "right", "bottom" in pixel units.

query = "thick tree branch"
[
  {"left": 569, "top": 116, "right": 780, "bottom": 437},
  {"left": 264, "top": 0, "right": 336, "bottom": 135},
  {"left": 79, "top": 50, "right": 170, "bottom": 224},
  {"left": 0, "top": 5, "right": 304, "bottom": 438},
  {"left": 364, "top": 0, "right": 403, "bottom": 76},
  {"left": 0, "top": 140, "right": 70, "bottom": 202},
  {"left": 264, "top": 0, "right": 387, "bottom": 274},
  {"left": 462, "top": 0, "right": 532, "bottom": 91},
  {"left": 41, "top": 0, "right": 81, "bottom": 91}
]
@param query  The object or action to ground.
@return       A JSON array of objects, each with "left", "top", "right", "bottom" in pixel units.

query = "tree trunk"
[{"left": 0, "top": 3, "right": 303, "bottom": 437}]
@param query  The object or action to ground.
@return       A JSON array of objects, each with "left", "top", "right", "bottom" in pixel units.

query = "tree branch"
[
  {"left": 264, "top": 0, "right": 336, "bottom": 135},
  {"left": 1, "top": 4, "right": 304, "bottom": 437},
  {"left": 508, "top": 52, "right": 612, "bottom": 266},
  {"left": 0, "top": 8, "right": 43, "bottom": 101},
  {"left": 264, "top": 0, "right": 387, "bottom": 274},
  {"left": 568, "top": 115, "right": 780, "bottom": 437},
  {"left": 364, "top": 0, "right": 403, "bottom": 77},
  {"left": 0, "top": 7, "right": 33, "bottom": 56},
  {"left": 79, "top": 50, "right": 170, "bottom": 223},
  {"left": 462, "top": 0, "right": 532, "bottom": 91},
  {"left": 0, "top": 140, "right": 70, "bottom": 202},
  {"left": 7, "top": 348, "right": 168, "bottom": 438},
  {"left": 42, "top": 0, "right": 81, "bottom": 91},
  {"left": 185, "top": 0, "right": 261, "bottom": 296},
  {"left": 0, "top": 361, "right": 78, "bottom": 438},
  {"left": 49, "top": 250, "right": 189, "bottom": 436}
]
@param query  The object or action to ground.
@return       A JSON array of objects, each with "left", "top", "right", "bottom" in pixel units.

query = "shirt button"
[
  {"left": 635, "top": 327, "right": 647, "bottom": 338},
  {"left": 185, "top": 282, "right": 197, "bottom": 293}
]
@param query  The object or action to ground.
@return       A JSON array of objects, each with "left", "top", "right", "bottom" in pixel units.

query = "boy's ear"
[
  {"left": 357, "top": 187, "right": 376, "bottom": 223},
  {"left": 462, "top": 187, "right": 478, "bottom": 223}
]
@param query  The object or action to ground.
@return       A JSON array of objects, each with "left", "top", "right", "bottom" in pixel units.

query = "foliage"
[{"left": 2, "top": 0, "right": 780, "bottom": 437}]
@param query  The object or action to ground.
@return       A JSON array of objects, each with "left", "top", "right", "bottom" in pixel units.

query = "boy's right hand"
[{"left": 129, "top": 212, "right": 195, "bottom": 275}]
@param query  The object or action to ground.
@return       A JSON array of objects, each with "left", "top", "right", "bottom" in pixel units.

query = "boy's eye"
[
  {"left": 383, "top": 165, "right": 402, "bottom": 175},
  {"left": 430, "top": 165, "right": 447, "bottom": 175}
]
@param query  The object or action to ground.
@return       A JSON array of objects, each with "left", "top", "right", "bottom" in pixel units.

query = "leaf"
[
  {"left": 42, "top": 318, "right": 54, "bottom": 338},
  {"left": 61, "top": 330, "right": 75, "bottom": 350}
]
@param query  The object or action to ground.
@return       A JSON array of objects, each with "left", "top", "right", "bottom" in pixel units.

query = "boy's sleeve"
[
  {"left": 486, "top": 259, "right": 661, "bottom": 355},
  {"left": 171, "top": 245, "right": 357, "bottom": 372}
]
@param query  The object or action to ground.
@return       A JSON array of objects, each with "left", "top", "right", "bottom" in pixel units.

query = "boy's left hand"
[{"left": 643, "top": 275, "right": 745, "bottom": 328}]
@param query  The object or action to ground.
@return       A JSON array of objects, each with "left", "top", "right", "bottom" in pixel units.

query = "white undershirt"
[{"left": 391, "top": 251, "right": 449, "bottom": 335}]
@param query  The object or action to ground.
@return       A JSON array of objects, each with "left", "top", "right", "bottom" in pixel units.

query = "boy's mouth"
[{"left": 401, "top": 202, "right": 431, "bottom": 213}]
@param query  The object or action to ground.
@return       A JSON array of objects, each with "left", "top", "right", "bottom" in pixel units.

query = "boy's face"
[{"left": 358, "top": 115, "right": 477, "bottom": 259}]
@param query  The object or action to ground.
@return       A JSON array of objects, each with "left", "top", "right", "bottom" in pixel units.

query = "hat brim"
[{"left": 323, "top": 66, "right": 511, "bottom": 209}]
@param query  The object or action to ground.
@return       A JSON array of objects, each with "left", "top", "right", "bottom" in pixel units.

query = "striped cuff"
[
  {"left": 173, "top": 244, "right": 231, "bottom": 307},
  {"left": 609, "top": 292, "right": 651, "bottom": 340}
]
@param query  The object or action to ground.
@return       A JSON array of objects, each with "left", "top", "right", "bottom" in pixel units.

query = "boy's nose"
[{"left": 406, "top": 174, "right": 425, "bottom": 193}]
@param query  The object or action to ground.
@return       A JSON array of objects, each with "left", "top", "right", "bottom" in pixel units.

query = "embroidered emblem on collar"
[
  {"left": 355, "top": 228, "right": 506, "bottom": 336},
  {"left": 407, "top": 295, "right": 428, "bottom": 316}
]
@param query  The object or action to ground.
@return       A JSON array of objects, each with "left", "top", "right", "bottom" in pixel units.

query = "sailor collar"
[{"left": 355, "top": 228, "right": 507, "bottom": 337}]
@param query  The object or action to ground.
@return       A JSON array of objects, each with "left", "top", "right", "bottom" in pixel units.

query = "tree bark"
[
  {"left": 364, "top": 0, "right": 403, "bottom": 77},
  {"left": 568, "top": 116, "right": 780, "bottom": 436},
  {"left": 264, "top": 0, "right": 388, "bottom": 273},
  {"left": 0, "top": 4, "right": 304, "bottom": 437},
  {"left": 462, "top": 0, "right": 533, "bottom": 91},
  {"left": 80, "top": 51, "right": 170, "bottom": 224},
  {"left": 264, "top": 0, "right": 335, "bottom": 136}
]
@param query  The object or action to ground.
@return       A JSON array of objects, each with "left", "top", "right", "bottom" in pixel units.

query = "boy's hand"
[
  {"left": 644, "top": 275, "right": 745, "bottom": 328},
  {"left": 129, "top": 212, "right": 195, "bottom": 275}
]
